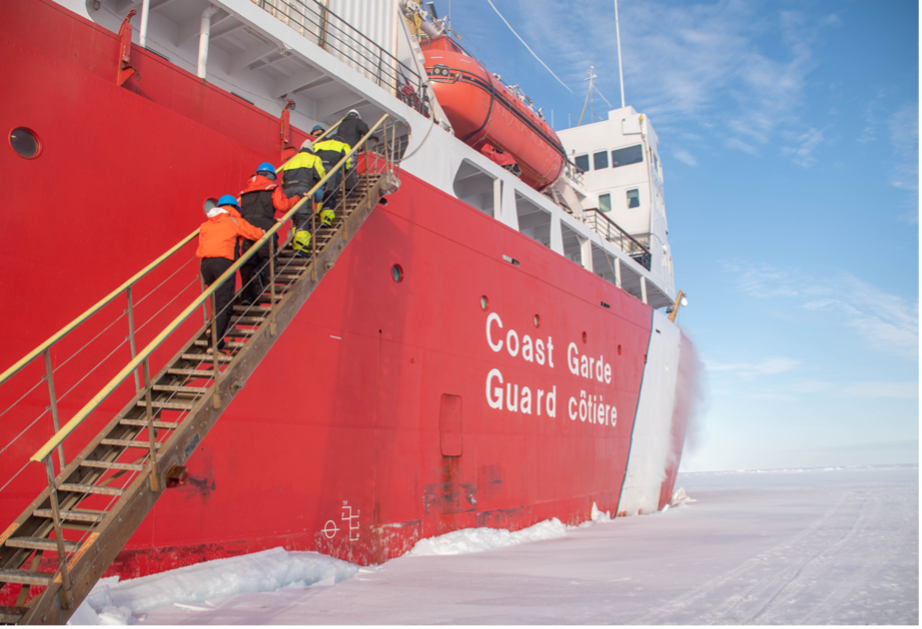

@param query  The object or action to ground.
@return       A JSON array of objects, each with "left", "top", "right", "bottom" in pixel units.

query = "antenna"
[
  {"left": 577, "top": 66, "right": 598, "bottom": 126},
  {"left": 614, "top": 0, "right": 625, "bottom": 107}
]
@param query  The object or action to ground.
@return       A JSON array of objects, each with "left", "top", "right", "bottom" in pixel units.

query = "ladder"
[{"left": 0, "top": 118, "right": 394, "bottom": 624}]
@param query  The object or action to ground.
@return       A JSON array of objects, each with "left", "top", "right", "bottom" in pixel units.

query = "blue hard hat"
[
  {"left": 311, "top": 125, "right": 325, "bottom": 134},
  {"left": 217, "top": 194, "right": 239, "bottom": 208},
  {"left": 256, "top": 162, "right": 276, "bottom": 177}
]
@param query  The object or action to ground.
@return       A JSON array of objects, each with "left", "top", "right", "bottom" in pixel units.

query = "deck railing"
[
  {"left": 583, "top": 209, "right": 651, "bottom": 270},
  {"left": 254, "top": 0, "right": 428, "bottom": 113}
]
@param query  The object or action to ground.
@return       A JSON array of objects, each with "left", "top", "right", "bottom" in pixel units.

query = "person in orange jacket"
[
  {"left": 238, "top": 162, "right": 301, "bottom": 305},
  {"left": 197, "top": 195, "right": 265, "bottom": 351}
]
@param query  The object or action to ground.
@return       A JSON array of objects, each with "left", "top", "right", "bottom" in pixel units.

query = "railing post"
[
  {"left": 310, "top": 211, "right": 317, "bottom": 282},
  {"left": 142, "top": 358, "right": 159, "bottom": 492},
  {"left": 43, "top": 349, "right": 66, "bottom": 471},
  {"left": 614, "top": 257, "right": 622, "bottom": 289},
  {"left": 210, "top": 293, "right": 221, "bottom": 409},
  {"left": 199, "top": 274, "right": 208, "bottom": 325},
  {"left": 43, "top": 456, "right": 73, "bottom": 610},
  {"left": 318, "top": 3, "right": 328, "bottom": 50},
  {"left": 127, "top": 286, "right": 141, "bottom": 392},
  {"left": 365, "top": 147, "right": 370, "bottom": 210},
  {"left": 269, "top": 238, "right": 277, "bottom": 337}
]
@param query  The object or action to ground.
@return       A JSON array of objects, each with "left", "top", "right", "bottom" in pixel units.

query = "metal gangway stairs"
[{"left": 0, "top": 115, "right": 395, "bottom": 624}]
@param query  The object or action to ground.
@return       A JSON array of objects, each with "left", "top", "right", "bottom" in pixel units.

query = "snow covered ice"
[{"left": 70, "top": 465, "right": 918, "bottom": 625}]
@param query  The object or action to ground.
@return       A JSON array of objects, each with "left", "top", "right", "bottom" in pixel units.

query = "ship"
[{"left": 0, "top": 0, "right": 697, "bottom": 622}]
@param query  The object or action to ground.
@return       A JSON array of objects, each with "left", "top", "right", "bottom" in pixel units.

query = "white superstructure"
[{"left": 558, "top": 106, "right": 675, "bottom": 300}]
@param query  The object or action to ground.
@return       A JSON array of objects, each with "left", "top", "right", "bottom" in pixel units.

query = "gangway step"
[
  {"left": 99, "top": 438, "right": 163, "bottom": 450},
  {"left": 166, "top": 368, "right": 215, "bottom": 378},
  {"left": 119, "top": 418, "right": 179, "bottom": 429},
  {"left": 192, "top": 340, "right": 245, "bottom": 350},
  {"left": 32, "top": 509, "right": 104, "bottom": 523},
  {"left": 5, "top": 537, "right": 80, "bottom": 553},
  {"left": 58, "top": 483, "right": 125, "bottom": 497},
  {"left": 231, "top": 305, "right": 271, "bottom": 315},
  {"left": 135, "top": 399, "right": 197, "bottom": 411},
  {"left": 231, "top": 314, "right": 266, "bottom": 324},
  {"left": 80, "top": 459, "right": 146, "bottom": 472},
  {"left": 0, "top": 570, "right": 52, "bottom": 587},
  {"left": 181, "top": 352, "right": 232, "bottom": 363},
  {"left": 152, "top": 384, "right": 210, "bottom": 394},
  {"left": 0, "top": 607, "right": 27, "bottom": 624}
]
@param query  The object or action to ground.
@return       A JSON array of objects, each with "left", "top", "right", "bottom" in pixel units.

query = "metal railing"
[
  {"left": 254, "top": 0, "right": 427, "bottom": 113},
  {"left": 5, "top": 115, "right": 393, "bottom": 615},
  {"left": 583, "top": 209, "right": 651, "bottom": 270},
  {"left": 564, "top": 160, "right": 585, "bottom": 187},
  {"left": 30, "top": 114, "right": 391, "bottom": 464}
]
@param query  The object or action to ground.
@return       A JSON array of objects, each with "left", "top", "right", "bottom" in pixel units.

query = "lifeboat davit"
[{"left": 422, "top": 36, "right": 565, "bottom": 191}]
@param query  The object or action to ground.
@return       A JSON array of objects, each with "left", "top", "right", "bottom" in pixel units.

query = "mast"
[{"left": 614, "top": 0, "right": 625, "bottom": 107}]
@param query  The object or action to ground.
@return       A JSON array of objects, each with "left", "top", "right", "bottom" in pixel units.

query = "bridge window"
[
  {"left": 599, "top": 193, "right": 611, "bottom": 213},
  {"left": 626, "top": 189, "right": 640, "bottom": 209},
  {"left": 611, "top": 144, "right": 643, "bottom": 167},
  {"left": 593, "top": 150, "right": 609, "bottom": 170},
  {"left": 574, "top": 154, "right": 589, "bottom": 172}
]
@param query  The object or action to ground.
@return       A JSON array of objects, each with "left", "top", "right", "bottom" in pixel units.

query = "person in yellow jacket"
[
  {"left": 279, "top": 139, "right": 326, "bottom": 233},
  {"left": 312, "top": 126, "right": 352, "bottom": 227}
]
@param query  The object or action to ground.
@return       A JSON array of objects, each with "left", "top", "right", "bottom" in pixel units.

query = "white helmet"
[
  {"left": 347, "top": 109, "right": 360, "bottom": 117},
  {"left": 300, "top": 139, "right": 314, "bottom": 151}
]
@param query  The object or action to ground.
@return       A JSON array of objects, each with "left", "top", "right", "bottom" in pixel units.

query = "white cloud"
[
  {"left": 782, "top": 127, "right": 824, "bottom": 168},
  {"left": 843, "top": 382, "right": 918, "bottom": 399},
  {"left": 890, "top": 101, "right": 919, "bottom": 225},
  {"left": 673, "top": 148, "right": 698, "bottom": 167},
  {"left": 723, "top": 261, "right": 800, "bottom": 298},
  {"left": 725, "top": 262, "right": 919, "bottom": 359},
  {"left": 706, "top": 357, "right": 801, "bottom": 378},
  {"left": 509, "top": 0, "right": 823, "bottom": 167},
  {"left": 725, "top": 137, "right": 759, "bottom": 156}
]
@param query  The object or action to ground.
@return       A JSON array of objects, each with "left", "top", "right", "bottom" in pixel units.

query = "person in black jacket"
[
  {"left": 238, "top": 162, "right": 299, "bottom": 305},
  {"left": 335, "top": 110, "right": 378, "bottom": 149}
]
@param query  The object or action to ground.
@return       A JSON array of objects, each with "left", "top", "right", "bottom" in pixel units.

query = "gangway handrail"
[
  {"left": 30, "top": 113, "right": 390, "bottom": 463},
  {"left": 0, "top": 115, "right": 348, "bottom": 390}
]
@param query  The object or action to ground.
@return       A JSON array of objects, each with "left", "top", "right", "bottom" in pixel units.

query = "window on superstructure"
[
  {"left": 611, "top": 144, "right": 643, "bottom": 168},
  {"left": 574, "top": 154, "right": 589, "bottom": 172},
  {"left": 599, "top": 193, "right": 612, "bottom": 213},
  {"left": 626, "top": 189, "right": 640, "bottom": 209},
  {"left": 593, "top": 151, "right": 609, "bottom": 170}
]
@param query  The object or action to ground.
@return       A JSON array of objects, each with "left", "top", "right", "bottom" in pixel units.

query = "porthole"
[
  {"left": 534, "top": 314, "right": 541, "bottom": 328},
  {"left": 203, "top": 198, "right": 218, "bottom": 216},
  {"left": 391, "top": 264, "right": 403, "bottom": 283},
  {"left": 582, "top": 331, "right": 588, "bottom": 344},
  {"left": 480, "top": 295, "right": 489, "bottom": 311},
  {"left": 10, "top": 127, "right": 41, "bottom": 159}
]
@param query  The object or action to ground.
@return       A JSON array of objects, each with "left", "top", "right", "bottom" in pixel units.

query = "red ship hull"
[{"left": 0, "top": 0, "right": 687, "bottom": 581}]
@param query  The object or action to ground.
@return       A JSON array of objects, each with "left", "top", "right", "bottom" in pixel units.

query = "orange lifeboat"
[{"left": 422, "top": 35, "right": 565, "bottom": 191}]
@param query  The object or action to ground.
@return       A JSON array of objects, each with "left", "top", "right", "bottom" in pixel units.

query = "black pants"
[
  {"left": 239, "top": 233, "right": 277, "bottom": 303},
  {"left": 200, "top": 257, "right": 236, "bottom": 349},
  {"left": 321, "top": 171, "right": 341, "bottom": 211}
]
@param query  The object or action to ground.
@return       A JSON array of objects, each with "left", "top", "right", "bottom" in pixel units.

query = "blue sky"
[{"left": 429, "top": 0, "right": 919, "bottom": 471}]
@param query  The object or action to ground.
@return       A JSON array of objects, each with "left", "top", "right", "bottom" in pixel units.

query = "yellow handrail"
[
  {"left": 31, "top": 113, "right": 390, "bottom": 463},
  {"left": 0, "top": 230, "right": 200, "bottom": 388}
]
